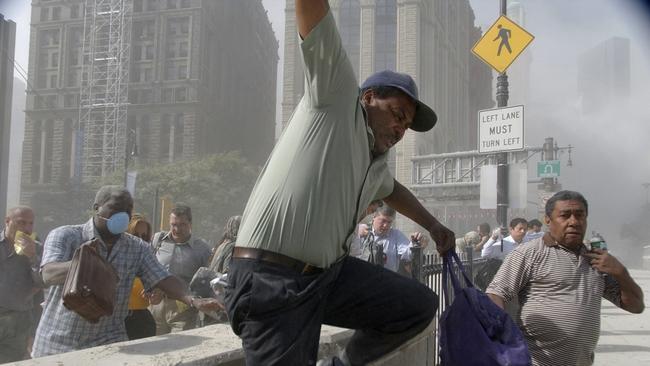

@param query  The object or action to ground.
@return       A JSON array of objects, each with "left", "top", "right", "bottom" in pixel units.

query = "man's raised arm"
[{"left": 296, "top": 0, "right": 330, "bottom": 39}]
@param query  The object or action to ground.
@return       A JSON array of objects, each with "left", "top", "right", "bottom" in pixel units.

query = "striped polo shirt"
[{"left": 487, "top": 233, "right": 621, "bottom": 366}]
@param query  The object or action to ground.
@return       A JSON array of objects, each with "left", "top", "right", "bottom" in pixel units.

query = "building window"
[
  {"left": 165, "top": 63, "right": 175, "bottom": 79},
  {"left": 69, "top": 48, "right": 80, "bottom": 66},
  {"left": 64, "top": 94, "right": 78, "bottom": 108},
  {"left": 147, "top": 0, "right": 159, "bottom": 11},
  {"left": 131, "top": 68, "right": 140, "bottom": 82},
  {"left": 31, "top": 121, "right": 43, "bottom": 183},
  {"left": 71, "top": 4, "right": 80, "bottom": 18},
  {"left": 375, "top": 0, "right": 397, "bottom": 72},
  {"left": 45, "top": 95, "right": 57, "bottom": 108},
  {"left": 133, "top": 45, "right": 142, "bottom": 60},
  {"left": 339, "top": 0, "right": 360, "bottom": 77},
  {"left": 51, "top": 52, "right": 59, "bottom": 67},
  {"left": 144, "top": 67, "right": 153, "bottom": 82},
  {"left": 162, "top": 88, "right": 173, "bottom": 103},
  {"left": 37, "top": 73, "right": 47, "bottom": 88},
  {"left": 175, "top": 87, "right": 187, "bottom": 102},
  {"left": 134, "top": 20, "right": 155, "bottom": 40},
  {"left": 43, "top": 121, "right": 54, "bottom": 183},
  {"left": 168, "top": 17, "right": 190, "bottom": 36},
  {"left": 41, "top": 7, "right": 50, "bottom": 22},
  {"left": 62, "top": 119, "right": 74, "bottom": 181},
  {"left": 177, "top": 63, "right": 187, "bottom": 79},
  {"left": 39, "top": 29, "right": 60, "bottom": 47},
  {"left": 38, "top": 53, "right": 49, "bottom": 69},
  {"left": 52, "top": 6, "right": 61, "bottom": 21},
  {"left": 179, "top": 41, "right": 188, "bottom": 57},
  {"left": 140, "top": 89, "right": 153, "bottom": 103},
  {"left": 67, "top": 70, "right": 79, "bottom": 87},
  {"left": 145, "top": 45, "right": 154, "bottom": 59},
  {"left": 49, "top": 74, "right": 58, "bottom": 88},
  {"left": 166, "top": 45, "right": 176, "bottom": 58}
]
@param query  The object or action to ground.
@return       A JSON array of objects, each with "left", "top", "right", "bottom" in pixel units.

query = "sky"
[{"left": 1, "top": 0, "right": 650, "bottom": 257}]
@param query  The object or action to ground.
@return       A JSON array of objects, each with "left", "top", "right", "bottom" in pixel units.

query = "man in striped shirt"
[{"left": 487, "top": 190, "right": 644, "bottom": 366}]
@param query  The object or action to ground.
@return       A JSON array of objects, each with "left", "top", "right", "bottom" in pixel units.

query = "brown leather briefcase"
[{"left": 62, "top": 239, "right": 119, "bottom": 323}]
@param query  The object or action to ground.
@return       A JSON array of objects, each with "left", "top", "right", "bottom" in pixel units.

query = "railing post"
[
  {"left": 411, "top": 245, "right": 422, "bottom": 283},
  {"left": 465, "top": 245, "right": 474, "bottom": 280}
]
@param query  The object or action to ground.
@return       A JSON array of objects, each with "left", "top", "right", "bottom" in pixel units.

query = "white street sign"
[{"left": 478, "top": 105, "right": 525, "bottom": 154}]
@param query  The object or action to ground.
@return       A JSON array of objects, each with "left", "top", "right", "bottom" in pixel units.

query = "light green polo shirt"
[{"left": 236, "top": 11, "right": 394, "bottom": 268}]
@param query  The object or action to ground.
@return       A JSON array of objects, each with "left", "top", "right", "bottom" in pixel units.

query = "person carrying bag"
[
  {"left": 62, "top": 239, "right": 119, "bottom": 323},
  {"left": 439, "top": 250, "right": 531, "bottom": 366}
]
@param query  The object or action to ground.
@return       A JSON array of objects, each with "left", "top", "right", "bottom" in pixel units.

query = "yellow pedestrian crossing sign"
[{"left": 472, "top": 15, "right": 534, "bottom": 74}]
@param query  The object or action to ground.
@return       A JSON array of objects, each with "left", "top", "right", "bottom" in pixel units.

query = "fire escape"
[{"left": 78, "top": 0, "right": 132, "bottom": 181}]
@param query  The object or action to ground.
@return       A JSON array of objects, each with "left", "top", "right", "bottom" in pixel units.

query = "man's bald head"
[{"left": 4, "top": 206, "right": 35, "bottom": 242}]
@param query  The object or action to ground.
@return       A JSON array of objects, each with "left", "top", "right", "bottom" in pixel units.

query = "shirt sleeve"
[
  {"left": 481, "top": 237, "right": 498, "bottom": 258},
  {"left": 396, "top": 231, "right": 413, "bottom": 262},
  {"left": 137, "top": 243, "right": 171, "bottom": 291},
  {"left": 40, "top": 226, "right": 78, "bottom": 267},
  {"left": 486, "top": 245, "right": 534, "bottom": 303},
  {"left": 300, "top": 10, "right": 358, "bottom": 108}
]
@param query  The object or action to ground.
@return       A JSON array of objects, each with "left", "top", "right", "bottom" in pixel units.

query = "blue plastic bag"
[{"left": 439, "top": 251, "right": 531, "bottom": 366}]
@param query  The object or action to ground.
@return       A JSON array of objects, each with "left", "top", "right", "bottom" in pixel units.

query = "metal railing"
[{"left": 410, "top": 247, "right": 488, "bottom": 365}]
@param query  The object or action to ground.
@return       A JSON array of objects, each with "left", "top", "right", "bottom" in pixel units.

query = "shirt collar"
[
  {"left": 371, "top": 228, "right": 392, "bottom": 239},
  {"left": 542, "top": 232, "right": 587, "bottom": 254},
  {"left": 162, "top": 231, "right": 195, "bottom": 247},
  {"left": 83, "top": 218, "right": 125, "bottom": 249}
]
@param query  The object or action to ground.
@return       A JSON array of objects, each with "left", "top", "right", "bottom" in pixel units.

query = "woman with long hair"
[{"left": 209, "top": 215, "right": 242, "bottom": 273}]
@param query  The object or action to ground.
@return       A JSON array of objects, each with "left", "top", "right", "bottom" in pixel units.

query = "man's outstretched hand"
[
  {"left": 429, "top": 222, "right": 455, "bottom": 255},
  {"left": 193, "top": 297, "right": 224, "bottom": 313}
]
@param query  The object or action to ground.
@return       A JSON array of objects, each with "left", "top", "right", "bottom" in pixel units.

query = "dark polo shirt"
[{"left": 0, "top": 228, "right": 37, "bottom": 312}]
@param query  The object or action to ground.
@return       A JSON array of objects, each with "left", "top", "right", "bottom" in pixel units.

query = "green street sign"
[{"left": 537, "top": 160, "right": 560, "bottom": 178}]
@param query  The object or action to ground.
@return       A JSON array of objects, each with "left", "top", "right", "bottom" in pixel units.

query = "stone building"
[
  {"left": 21, "top": 0, "right": 278, "bottom": 202},
  {"left": 0, "top": 14, "right": 16, "bottom": 216}
]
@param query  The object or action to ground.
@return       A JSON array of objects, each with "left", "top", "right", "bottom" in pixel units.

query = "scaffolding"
[{"left": 78, "top": 0, "right": 132, "bottom": 182}]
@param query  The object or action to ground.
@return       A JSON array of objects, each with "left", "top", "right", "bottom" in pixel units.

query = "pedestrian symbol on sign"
[{"left": 493, "top": 24, "right": 512, "bottom": 56}]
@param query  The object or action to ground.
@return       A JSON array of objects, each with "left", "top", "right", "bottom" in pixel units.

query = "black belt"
[{"left": 232, "top": 247, "right": 324, "bottom": 275}]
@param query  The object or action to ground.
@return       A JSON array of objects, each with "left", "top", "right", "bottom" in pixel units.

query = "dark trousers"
[
  {"left": 225, "top": 256, "right": 438, "bottom": 366},
  {"left": 0, "top": 310, "right": 32, "bottom": 363},
  {"left": 124, "top": 309, "right": 157, "bottom": 340}
]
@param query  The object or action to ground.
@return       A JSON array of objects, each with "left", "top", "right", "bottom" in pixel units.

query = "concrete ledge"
[
  {"left": 368, "top": 319, "right": 436, "bottom": 366},
  {"left": 10, "top": 320, "right": 435, "bottom": 366},
  {"left": 11, "top": 324, "right": 245, "bottom": 366}
]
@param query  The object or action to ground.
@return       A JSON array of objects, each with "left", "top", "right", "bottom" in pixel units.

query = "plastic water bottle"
[{"left": 589, "top": 232, "right": 608, "bottom": 251}]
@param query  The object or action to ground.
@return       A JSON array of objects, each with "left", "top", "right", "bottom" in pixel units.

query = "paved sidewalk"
[{"left": 594, "top": 269, "right": 650, "bottom": 366}]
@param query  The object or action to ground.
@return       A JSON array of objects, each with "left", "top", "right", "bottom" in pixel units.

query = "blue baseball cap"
[{"left": 361, "top": 70, "right": 438, "bottom": 132}]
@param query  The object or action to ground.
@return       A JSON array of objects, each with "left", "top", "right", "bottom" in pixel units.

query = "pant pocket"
[{"left": 249, "top": 270, "right": 321, "bottom": 316}]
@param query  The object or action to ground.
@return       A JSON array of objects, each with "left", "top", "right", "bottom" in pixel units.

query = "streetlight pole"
[
  {"left": 496, "top": 0, "right": 509, "bottom": 233},
  {"left": 123, "top": 129, "right": 137, "bottom": 188}
]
